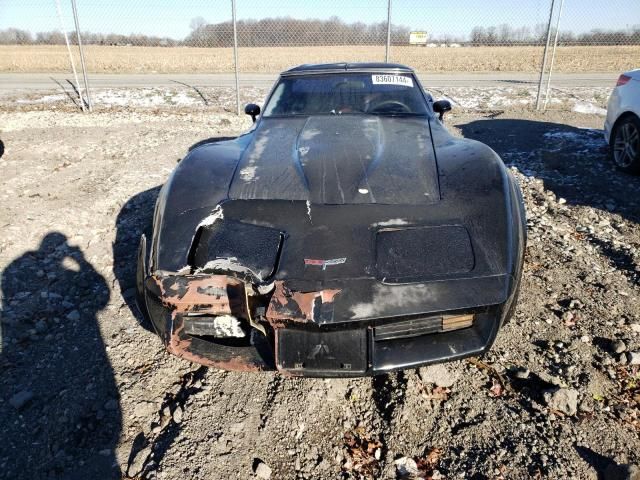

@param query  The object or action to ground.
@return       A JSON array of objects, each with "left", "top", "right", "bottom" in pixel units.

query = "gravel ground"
[{"left": 0, "top": 89, "right": 639, "bottom": 480}]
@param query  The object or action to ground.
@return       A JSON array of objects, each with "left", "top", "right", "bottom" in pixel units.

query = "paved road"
[{"left": 0, "top": 72, "right": 618, "bottom": 92}]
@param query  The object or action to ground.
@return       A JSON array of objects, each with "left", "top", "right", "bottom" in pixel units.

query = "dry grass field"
[{"left": 1, "top": 44, "right": 638, "bottom": 73}]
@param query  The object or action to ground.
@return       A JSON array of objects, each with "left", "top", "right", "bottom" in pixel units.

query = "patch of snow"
[
  {"left": 171, "top": 91, "right": 199, "bottom": 106},
  {"left": 544, "top": 131, "right": 583, "bottom": 141},
  {"left": 543, "top": 128, "right": 606, "bottom": 152},
  {"left": 16, "top": 94, "right": 67, "bottom": 104},
  {"left": 572, "top": 101, "right": 607, "bottom": 116}
]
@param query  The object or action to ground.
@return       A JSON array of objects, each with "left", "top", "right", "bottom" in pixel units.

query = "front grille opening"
[{"left": 374, "top": 313, "right": 475, "bottom": 342}]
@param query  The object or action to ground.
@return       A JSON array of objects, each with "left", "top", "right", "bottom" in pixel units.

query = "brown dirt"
[
  {"left": 1, "top": 44, "right": 638, "bottom": 74},
  {"left": 0, "top": 95, "right": 639, "bottom": 479}
]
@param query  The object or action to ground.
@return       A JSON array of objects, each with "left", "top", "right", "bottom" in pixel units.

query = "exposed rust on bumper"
[
  {"left": 165, "top": 316, "right": 266, "bottom": 372},
  {"left": 152, "top": 274, "right": 246, "bottom": 315},
  {"left": 266, "top": 280, "right": 340, "bottom": 326},
  {"left": 147, "top": 274, "right": 343, "bottom": 370},
  {"left": 145, "top": 274, "right": 271, "bottom": 371}
]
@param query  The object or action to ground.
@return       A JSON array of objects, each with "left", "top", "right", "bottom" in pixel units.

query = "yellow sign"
[{"left": 409, "top": 31, "right": 428, "bottom": 44}]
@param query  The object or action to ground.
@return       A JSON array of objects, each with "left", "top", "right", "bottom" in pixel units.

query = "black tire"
[{"left": 610, "top": 114, "right": 640, "bottom": 175}]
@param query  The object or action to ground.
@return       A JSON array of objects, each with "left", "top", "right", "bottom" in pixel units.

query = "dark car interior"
[{"left": 263, "top": 73, "right": 430, "bottom": 116}]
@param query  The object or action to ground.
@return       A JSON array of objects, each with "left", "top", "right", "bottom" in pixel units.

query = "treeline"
[
  {"left": 185, "top": 17, "right": 411, "bottom": 47},
  {"left": 0, "top": 27, "right": 178, "bottom": 46},
  {"left": 470, "top": 23, "right": 640, "bottom": 46},
  {"left": 1, "top": 17, "right": 639, "bottom": 47}
]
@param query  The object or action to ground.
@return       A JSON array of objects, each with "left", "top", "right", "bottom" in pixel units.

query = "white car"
[{"left": 605, "top": 69, "right": 640, "bottom": 174}]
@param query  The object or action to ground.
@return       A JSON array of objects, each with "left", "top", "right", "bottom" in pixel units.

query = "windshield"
[{"left": 263, "top": 73, "right": 429, "bottom": 117}]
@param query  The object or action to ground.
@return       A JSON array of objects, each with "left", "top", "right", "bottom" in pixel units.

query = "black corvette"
[{"left": 136, "top": 63, "right": 526, "bottom": 376}]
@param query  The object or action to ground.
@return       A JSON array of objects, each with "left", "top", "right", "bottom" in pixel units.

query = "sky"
[{"left": 1, "top": 0, "right": 638, "bottom": 40}]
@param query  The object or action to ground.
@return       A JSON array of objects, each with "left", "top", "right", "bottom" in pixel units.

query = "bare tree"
[{"left": 190, "top": 16, "right": 207, "bottom": 31}]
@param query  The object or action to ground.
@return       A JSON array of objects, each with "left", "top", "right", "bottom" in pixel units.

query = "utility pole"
[
  {"left": 71, "top": 0, "right": 92, "bottom": 111},
  {"left": 535, "top": 0, "right": 556, "bottom": 110},
  {"left": 543, "top": 0, "right": 565, "bottom": 110},
  {"left": 231, "top": 0, "right": 241, "bottom": 115},
  {"left": 385, "top": 0, "right": 392, "bottom": 62},
  {"left": 54, "top": 0, "right": 84, "bottom": 111}
]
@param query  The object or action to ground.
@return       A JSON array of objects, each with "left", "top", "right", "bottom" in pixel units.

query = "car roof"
[{"left": 281, "top": 62, "right": 414, "bottom": 76}]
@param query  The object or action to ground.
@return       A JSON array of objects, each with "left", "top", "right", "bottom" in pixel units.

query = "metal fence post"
[
  {"left": 231, "top": 0, "right": 241, "bottom": 115},
  {"left": 535, "top": 0, "right": 555, "bottom": 110},
  {"left": 543, "top": 0, "right": 565, "bottom": 110},
  {"left": 385, "top": 0, "right": 392, "bottom": 63},
  {"left": 54, "top": 0, "right": 84, "bottom": 111},
  {"left": 70, "top": 0, "right": 92, "bottom": 112}
]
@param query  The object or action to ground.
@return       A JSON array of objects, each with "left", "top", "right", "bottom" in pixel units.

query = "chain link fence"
[{"left": 1, "top": 0, "right": 638, "bottom": 111}]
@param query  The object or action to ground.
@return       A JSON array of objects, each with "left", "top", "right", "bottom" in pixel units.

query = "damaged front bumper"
[{"left": 137, "top": 237, "right": 516, "bottom": 377}]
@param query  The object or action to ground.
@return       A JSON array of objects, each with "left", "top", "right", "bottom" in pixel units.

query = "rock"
[
  {"left": 9, "top": 390, "right": 33, "bottom": 410},
  {"left": 418, "top": 364, "right": 457, "bottom": 388},
  {"left": 133, "top": 401, "right": 156, "bottom": 419},
  {"left": 630, "top": 323, "right": 640, "bottom": 333},
  {"left": 35, "top": 319, "right": 47, "bottom": 333},
  {"left": 230, "top": 421, "right": 245, "bottom": 433},
  {"left": 254, "top": 460, "right": 272, "bottom": 479},
  {"left": 627, "top": 352, "right": 640, "bottom": 366},
  {"left": 513, "top": 366, "right": 530, "bottom": 379},
  {"left": 128, "top": 445, "right": 152, "bottom": 477},
  {"left": 66, "top": 310, "right": 80, "bottom": 321},
  {"left": 569, "top": 299, "right": 583, "bottom": 309},
  {"left": 104, "top": 399, "right": 118, "bottom": 411},
  {"left": 395, "top": 457, "right": 419, "bottom": 478},
  {"left": 543, "top": 388, "right": 578, "bottom": 416},
  {"left": 613, "top": 340, "right": 627, "bottom": 354},
  {"left": 173, "top": 406, "right": 183, "bottom": 424}
]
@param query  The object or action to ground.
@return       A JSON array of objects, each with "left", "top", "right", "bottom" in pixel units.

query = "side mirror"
[
  {"left": 244, "top": 103, "right": 261, "bottom": 123},
  {"left": 433, "top": 99, "right": 452, "bottom": 120}
]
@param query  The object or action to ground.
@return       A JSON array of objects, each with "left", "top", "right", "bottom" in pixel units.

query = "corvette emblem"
[{"left": 304, "top": 257, "right": 346, "bottom": 270}]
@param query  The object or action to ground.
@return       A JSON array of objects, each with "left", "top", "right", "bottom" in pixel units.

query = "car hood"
[{"left": 229, "top": 115, "right": 441, "bottom": 205}]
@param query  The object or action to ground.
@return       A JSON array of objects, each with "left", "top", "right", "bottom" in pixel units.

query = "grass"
[{"left": 1, "top": 44, "right": 638, "bottom": 73}]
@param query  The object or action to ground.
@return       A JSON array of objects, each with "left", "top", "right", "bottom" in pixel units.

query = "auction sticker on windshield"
[{"left": 371, "top": 74, "right": 414, "bottom": 87}]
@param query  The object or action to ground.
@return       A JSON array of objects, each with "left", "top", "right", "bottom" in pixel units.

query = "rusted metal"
[
  {"left": 166, "top": 321, "right": 265, "bottom": 372},
  {"left": 153, "top": 274, "right": 246, "bottom": 315},
  {"left": 148, "top": 274, "right": 272, "bottom": 371},
  {"left": 266, "top": 280, "right": 340, "bottom": 325}
]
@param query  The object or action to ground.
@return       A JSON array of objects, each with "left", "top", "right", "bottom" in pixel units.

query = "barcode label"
[{"left": 371, "top": 74, "right": 414, "bottom": 87}]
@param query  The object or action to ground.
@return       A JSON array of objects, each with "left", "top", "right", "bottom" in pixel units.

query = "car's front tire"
[{"left": 611, "top": 114, "right": 640, "bottom": 174}]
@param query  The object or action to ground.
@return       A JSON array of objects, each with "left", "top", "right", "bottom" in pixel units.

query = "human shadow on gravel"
[
  {"left": 456, "top": 118, "right": 640, "bottom": 224},
  {"left": 113, "top": 185, "right": 161, "bottom": 333},
  {"left": 574, "top": 445, "right": 617, "bottom": 477},
  {"left": 0, "top": 232, "right": 120, "bottom": 479}
]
